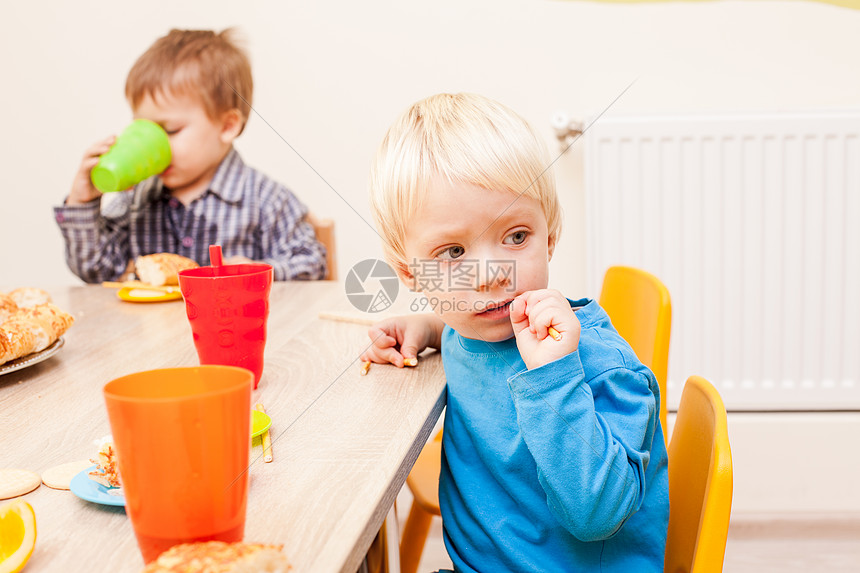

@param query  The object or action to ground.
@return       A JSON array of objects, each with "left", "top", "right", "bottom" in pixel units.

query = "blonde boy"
[
  {"left": 363, "top": 93, "right": 668, "bottom": 572},
  {"left": 55, "top": 29, "right": 326, "bottom": 282}
]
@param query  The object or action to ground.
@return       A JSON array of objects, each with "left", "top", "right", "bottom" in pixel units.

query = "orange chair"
[
  {"left": 399, "top": 266, "right": 672, "bottom": 573},
  {"left": 665, "top": 376, "right": 733, "bottom": 573},
  {"left": 399, "top": 432, "right": 443, "bottom": 572},
  {"left": 307, "top": 213, "right": 337, "bottom": 281}
]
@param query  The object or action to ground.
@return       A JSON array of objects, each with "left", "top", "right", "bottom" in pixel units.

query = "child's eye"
[
  {"left": 435, "top": 245, "right": 466, "bottom": 260},
  {"left": 503, "top": 231, "right": 529, "bottom": 245},
  {"left": 165, "top": 128, "right": 181, "bottom": 136}
]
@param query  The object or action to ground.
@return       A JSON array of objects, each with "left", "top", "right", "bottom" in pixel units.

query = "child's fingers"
[
  {"left": 529, "top": 306, "right": 562, "bottom": 341},
  {"left": 361, "top": 345, "right": 404, "bottom": 366},
  {"left": 83, "top": 137, "right": 116, "bottom": 159},
  {"left": 515, "top": 290, "right": 571, "bottom": 338},
  {"left": 398, "top": 327, "right": 428, "bottom": 365},
  {"left": 367, "top": 325, "right": 397, "bottom": 348},
  {"left": 365, "top": 325, "right": 406, "bottom": 367},
  {"left": 81, "top": 157, "right": 101, "bottom": 172},
  {"left": 509, "top": 296, "right": 531, "bottom": 336},
  {"left": 363, "top": 345, "right": 406, "bottom": 367}
]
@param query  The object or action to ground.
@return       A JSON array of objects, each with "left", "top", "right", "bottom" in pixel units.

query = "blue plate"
[{"left": 69, "top": 466, "right": 125, "bottom": 507}]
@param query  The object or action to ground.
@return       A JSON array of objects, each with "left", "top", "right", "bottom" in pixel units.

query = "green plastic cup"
[{"left": 90, "top": 119, "right": 172, "bottom": 192}]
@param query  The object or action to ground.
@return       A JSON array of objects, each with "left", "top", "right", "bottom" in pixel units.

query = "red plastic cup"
[
  {"left": 103, "top": 366, "right": 253, "bottom": 563},
  {"left": 178, "top": 261, "right": 273, "bottom": 389}
]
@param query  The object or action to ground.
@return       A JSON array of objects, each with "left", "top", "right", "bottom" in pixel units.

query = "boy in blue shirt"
[
  {"left": 362, "top": 93, "right": 669, "bottom": 571},
  {"left": 55, "top": 29, "right": 326, "bottom": 282}
]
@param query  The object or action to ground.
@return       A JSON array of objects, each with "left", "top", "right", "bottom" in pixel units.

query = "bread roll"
[
  {"left": 0, "top": 302, "right": 74, "bottom": 365},
  {"left": 141, "top": 541, "right": 291, "bottom": 573},
  {"left": 0, "top": 294, "right": 18, "bottom": 323},
  {"left": 135, "top": 253, "right": 199, "bottom": 286},
  {"left": 17, "top": 303, "right": 74, "bottom": 341},
  {"left": 8, "top": 287, "right": 52, "bottom": 308},
  {"left": 0, "top": 316, "right": 49, "bottom": 355},
  {"left": 0, "top": 322, "right": 35, "bottom": 365}
]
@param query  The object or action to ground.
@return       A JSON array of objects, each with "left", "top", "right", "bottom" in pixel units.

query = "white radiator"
[{"left": 584, "top": 113, "right": 860, "bottom": 411}]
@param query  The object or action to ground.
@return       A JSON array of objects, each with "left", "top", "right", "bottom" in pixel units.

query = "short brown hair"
[{"left": 125, "top": 29, "right": 253, "bottom": 134}]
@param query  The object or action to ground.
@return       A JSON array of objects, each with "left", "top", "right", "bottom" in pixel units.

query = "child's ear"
[
  {"left": 547, "top": 233, "right": 557, "bottom": 262},
  {"left": 394, "top": 261, "right": 417, "bottom": 290},
  {"left": 219, "top": 109, "right": 244, "bottom": 143}
]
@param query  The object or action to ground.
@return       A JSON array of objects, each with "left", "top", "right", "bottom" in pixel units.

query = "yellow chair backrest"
[
  {"left": 598, "top": 266, "right": 671, "bottom": 438},
  {"left": 664, "top": 376, "right": 733, "bottom": 573}
]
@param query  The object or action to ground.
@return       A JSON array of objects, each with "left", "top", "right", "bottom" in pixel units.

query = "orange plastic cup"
[
  {"left": 178, "top": 263, "right": 273, "bottom": 389},
  {"left": 103, "top": 366, "right": 253, "bottom": 563}
]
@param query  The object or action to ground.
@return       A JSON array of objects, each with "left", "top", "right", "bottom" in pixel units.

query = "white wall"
[
  {"left": 2, "top": 0, "right": 859, "bottom": 513},
  {"left": 3, "top": 0, "right": 859, "bottom": 293}
]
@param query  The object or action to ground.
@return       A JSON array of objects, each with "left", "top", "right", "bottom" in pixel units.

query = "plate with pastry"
[
  {"left": 70, "top": 467, "right": 125, "bottom": 507},
  {"left": 0, "top": 338, "right": 64, "bottom": 376},
  {"left": 0, "top": 296, "right": 74, "bottom": 373},
  {"left": 70, "top": 438, "right": 125, "bottom": 506}
]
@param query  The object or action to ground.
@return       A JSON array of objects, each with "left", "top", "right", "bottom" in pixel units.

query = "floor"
[{"left": 394, "top": 487, "right": 860, "bottom": 572}]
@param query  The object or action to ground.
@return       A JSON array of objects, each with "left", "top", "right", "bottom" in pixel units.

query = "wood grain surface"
[{"left": 0, "top": 283, "right": 445, "bottom": 572}]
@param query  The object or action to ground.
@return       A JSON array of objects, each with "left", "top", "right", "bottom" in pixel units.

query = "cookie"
[
  {"left": 41, "top": 460, "right": 92, "bottom": 490},
  {"left": 0, "top": 469, "right": 41, "bottom": 500}
]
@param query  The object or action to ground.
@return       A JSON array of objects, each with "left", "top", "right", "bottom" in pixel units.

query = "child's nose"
[{"left": 474, "top": 258, "right": 515, "bottom": 292}]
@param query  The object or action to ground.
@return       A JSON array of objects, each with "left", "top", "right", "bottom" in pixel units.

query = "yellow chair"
[
  {"left": 665, "top": 375, "right": 733, "bottom": 573},
  {"left": 307, "top": 213, "right": 337, "bottom": 280},
  {"left": 598, "top": 265, "right": 672, "bottom": 438},
  {"left": 398, "top": 266, "right": 673, "bottom": 573}
]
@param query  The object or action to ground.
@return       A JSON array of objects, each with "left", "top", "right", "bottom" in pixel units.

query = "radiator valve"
[{"left": 551, "top": 111, "right": 583, "bottom": 151}]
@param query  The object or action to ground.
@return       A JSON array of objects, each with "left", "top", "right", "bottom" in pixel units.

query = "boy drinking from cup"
[
  {"left": 362, "top": 93, "right": 669, "bottom": 571},
  {"left": 55, "top": 29, "right": 327, "bottom": 282}
]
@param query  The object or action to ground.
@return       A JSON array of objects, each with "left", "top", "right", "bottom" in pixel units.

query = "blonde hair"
[
  {"left": 125, "top": 28, "right": 253, "bottom": 134},
  {"left": 369, "top": 93, "right": 561, "bottom": 274}
]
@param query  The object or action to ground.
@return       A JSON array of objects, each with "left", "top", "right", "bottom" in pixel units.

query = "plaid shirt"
[{"left": 55, "top": 148, "right": 327, "bottom": 282}]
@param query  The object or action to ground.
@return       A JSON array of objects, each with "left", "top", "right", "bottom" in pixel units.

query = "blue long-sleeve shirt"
[{"left": 439, "top": 298, "right": 669, "bottom": 572}]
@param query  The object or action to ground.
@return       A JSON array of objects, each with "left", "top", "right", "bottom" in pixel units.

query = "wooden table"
[{"left": 0, "top": 283, "right": 446, "bottom": 572}]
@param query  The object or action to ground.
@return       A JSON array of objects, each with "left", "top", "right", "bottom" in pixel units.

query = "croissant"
[
  {"left": 0, "top": 321, "right": 35, "bottom": 365},
  {"left": 135, "top": 253, "right": 199, "bottom": 286},
  {"left": 0, "top": 302, "right": 74, "bottom": 365},
  {"left": 17, "top": 303, "right": 74, "bottom": 342},
  {"left": 0, "top": 294, "right": 18, "bottom": 323},
  {"left": 8, "top": 287, "right": 52, "bottom": 308}
]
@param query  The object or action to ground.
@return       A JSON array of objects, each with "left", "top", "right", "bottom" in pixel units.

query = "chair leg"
[{"left": 399, "top": 502, "right": 434, "bottom": 573}]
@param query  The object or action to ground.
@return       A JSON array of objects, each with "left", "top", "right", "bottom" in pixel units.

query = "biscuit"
[
  {"left": 0, "top": 469, "right": 41, "bottom": 500},
  {"left": 42, "top": 460, "right": 92, "bottom": 490}
]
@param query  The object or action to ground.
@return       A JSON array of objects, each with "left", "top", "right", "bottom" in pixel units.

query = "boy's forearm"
[
  {"left": 265, "top": 251, "right": 326, "bottom": 280},
  {"left": 55, "top": 201, "right": 131, "bottom": 283},
  {"left": 507, "top": 354, "right": 656, "bottom": 541}
]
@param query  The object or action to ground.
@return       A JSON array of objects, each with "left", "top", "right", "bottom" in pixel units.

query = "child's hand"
[
  {"left": 67, "top": 136, "right": 116, "bottom": 205},
  {"left": 360, "top": 314, "right": 442, "bottom": 368},
  {"left": 510, "top": 289, "right": 581, "bottom": 370}
]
